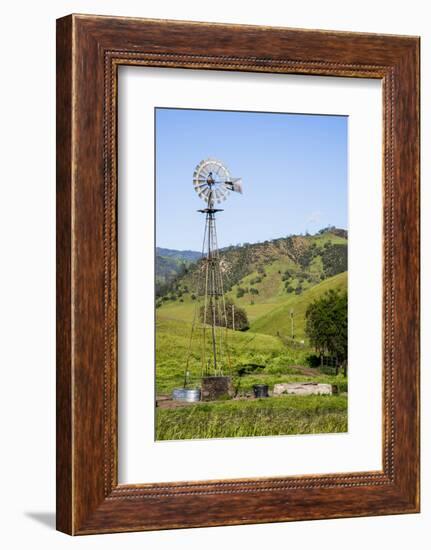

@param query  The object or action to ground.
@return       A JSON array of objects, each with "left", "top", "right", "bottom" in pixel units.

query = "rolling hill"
[
  {"left": 156, "top": 247, "right": 202, "bottom": 262},
  {"left": 249, "top": 271, "right": 347, "bottom": 339},
  {"left": 156, "top": 227, "right": 347, "bottom": 344}
]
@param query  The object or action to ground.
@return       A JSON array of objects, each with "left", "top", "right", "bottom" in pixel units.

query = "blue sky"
[{"left": 155, "top": 108, "right": 347, "bottom": 251}]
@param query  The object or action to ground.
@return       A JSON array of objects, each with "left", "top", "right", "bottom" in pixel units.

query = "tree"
[
  {"left": 305, "top": 289, "right": 348, "bottom": 375},
  {"left": 199, "top": 298, "right": 249, "bottom": 331}
]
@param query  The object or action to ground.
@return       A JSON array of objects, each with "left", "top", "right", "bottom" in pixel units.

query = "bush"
[
  {"left": 336, "top": 380, "right": 348, "bottom": 393},
  {"left": 236, "top": 363, "right": 265, "bottom": 377},
  {"left": 306, "top": 354, "right": 321, "bottom": 367},
  {"left": 319, "top": 365, "right": 337, "bottom": 375},
  {"left": 236, "top": 287, "right": 246, "bottom": 298}
]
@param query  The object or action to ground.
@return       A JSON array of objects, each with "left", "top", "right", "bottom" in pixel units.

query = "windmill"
[{"left": 175, "top": 159, "right": 243, "bottom": 402}]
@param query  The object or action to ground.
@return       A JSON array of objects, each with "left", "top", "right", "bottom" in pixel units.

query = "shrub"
[
  {"left": 336, "top": 380, "right": 348, "bottom": 393},
  {"left": 306, "top": 354, "right": 321, "bottom": 367},
  {"left": 236, "top": 287, "right": 246, "bottom": 298}
]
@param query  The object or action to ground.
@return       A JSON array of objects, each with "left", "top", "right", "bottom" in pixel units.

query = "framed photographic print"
[{"left": 56, "top": 14, "right": 420, "bottom": 534}]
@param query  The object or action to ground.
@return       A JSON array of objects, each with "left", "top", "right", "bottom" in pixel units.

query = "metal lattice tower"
[{"left": 184, "top": 159, "right": 243, "bottom": 384}]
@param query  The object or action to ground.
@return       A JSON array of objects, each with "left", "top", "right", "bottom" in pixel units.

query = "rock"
[{"left": 273, "top": 383, "right": 335, "bottom": 396}]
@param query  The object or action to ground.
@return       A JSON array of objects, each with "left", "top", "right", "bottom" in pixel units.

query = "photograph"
[{"left": 155, "top": 107, "right": 348, "bottom": 441}]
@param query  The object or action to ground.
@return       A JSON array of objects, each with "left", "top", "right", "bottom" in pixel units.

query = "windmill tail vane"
[
  {"left": 225, "top": 178, "right": 243, "bottom": 194},
  {"left": 185, "top": 158, "right": 243, "bottom": 384}
]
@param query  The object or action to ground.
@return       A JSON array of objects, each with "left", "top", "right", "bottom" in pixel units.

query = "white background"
[
  {"left": 0, "top": 1, "right": 428, "bottom": 548},
  {"left": 118, "top": 67, "right": 382, "bottom": 483}
]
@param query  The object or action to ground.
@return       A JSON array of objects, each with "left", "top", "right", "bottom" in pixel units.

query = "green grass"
[
  {"left": 156, "top": 395, "right": 347, "bottom": 440},
  {"left": 156, "top": 300, "right": 196, "bottom": 322},
  {"left": 250, "top": 272, "right": 347, "bottom": 339}
]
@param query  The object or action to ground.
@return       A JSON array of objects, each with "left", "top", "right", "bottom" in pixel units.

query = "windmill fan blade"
[{"left": 215, "top": 190, "right": 225, "bottom": 203}]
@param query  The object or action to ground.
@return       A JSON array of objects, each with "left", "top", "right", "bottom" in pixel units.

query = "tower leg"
[{"left": 210, "top": 299, "right": 217, "bottom": 372}]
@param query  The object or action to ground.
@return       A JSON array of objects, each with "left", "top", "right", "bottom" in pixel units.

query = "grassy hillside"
[
  {"left": 250, "top": 271, "right": 347, "bottom": 339},
  {"left": 156, "top": 270, "right": 347, "bottom": 342}
]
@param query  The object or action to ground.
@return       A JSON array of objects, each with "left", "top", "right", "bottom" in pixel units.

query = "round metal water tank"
[{"left": 172, "top": 387, "right": 201, "bottom": 402}]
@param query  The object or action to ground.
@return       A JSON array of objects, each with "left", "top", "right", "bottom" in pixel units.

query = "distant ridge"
[
  {"left": 156, "top": 247, "right": 202, "bottom": 262},
  {"left": 155, "top": 247, "right": 203, "bottom": 294}
]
